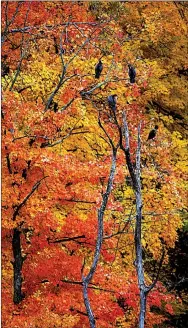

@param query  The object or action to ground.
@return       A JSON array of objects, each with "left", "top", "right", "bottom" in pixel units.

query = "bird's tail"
[
  {"left": 95, "top": 72, "right": 100, "bottom": 78},
  {"left": 130, "top": 78, "right": 135, "bottom": 83}
]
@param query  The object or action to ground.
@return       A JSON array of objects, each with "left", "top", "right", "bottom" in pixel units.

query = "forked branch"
[{"left": 82, "top": 132, "right": 118, "bottom": 328}]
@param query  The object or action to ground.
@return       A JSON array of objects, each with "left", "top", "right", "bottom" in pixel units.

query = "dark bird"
[
  {"left": 147, "top": 125, "right": 159, "bottom": 141},
  {"left": 108, "top": 94, "right": 118, "bottom": 111},
  {"left": 95, "top": 59, "right": 103, "bottom": 79},
  {"left": 128, "top": 64, "right": 136, "bottom": 83}
]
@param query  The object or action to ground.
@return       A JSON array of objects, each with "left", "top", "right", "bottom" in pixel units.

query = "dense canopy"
[{"left": 2, "top": 2, "right": 188, "bottom": 328}]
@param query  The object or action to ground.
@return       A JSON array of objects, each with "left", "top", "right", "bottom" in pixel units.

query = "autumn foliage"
[{"left": 1, "top": 2, "right": 187, "bottom": 328}]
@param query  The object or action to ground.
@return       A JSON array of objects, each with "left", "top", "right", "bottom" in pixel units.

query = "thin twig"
[{"left": 12, "top": 176, "right": 48, "bottom": 221}]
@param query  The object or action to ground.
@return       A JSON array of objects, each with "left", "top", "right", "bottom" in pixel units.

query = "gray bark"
[
  {"left": 82, "top": 148, "right": 118, "bottom": 328},
  {"left": 121, "top": 117, "right": 147, "bottom": 327},
  {"left": 135, "top": 124, "right": 147, "bottom": 328},
  {"left": 120, "top": 116, "right": 164, "bottom": 327}
]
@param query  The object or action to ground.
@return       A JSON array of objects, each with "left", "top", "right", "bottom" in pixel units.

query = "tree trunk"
[
  {"left": 83, "top": 280, "right": 96, "bottom": 328},
  {"left": 12, "top": 228, "right": 23, "bottom": 304},
  {"left": 82, "top": 146, "right": 118, "bottom": 328},
  {"left": 11, "top": 178, "right": 46, "bottom": 303},
  {"left": 139, "top": 289, "right": 147, "bottom": 328}
]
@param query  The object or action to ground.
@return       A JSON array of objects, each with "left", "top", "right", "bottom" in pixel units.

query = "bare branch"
[
  {"left": 9, "top": 2, "right": 30, "bottom": 90},
  {"left": 122, "top": 111, "right": 130, "bottom": 151},
  {"left": 104, "top": 207, "right": 134, "bottom": 240},
  {"left": 168, "top": 277, "right": 188, "bottom": 292},
  {"left": 9, "top": 22, "right": 99, "bottom": 34},
  {"left": 12, "top": 176, "right": 48, "bottom": 221},
  {"left": 60, "top": 97, "right": 75, "bottom": 112},
  {"left": 146, "top": 249, "right": 165, "bottom": 293},
  {"left": 136, "top": 123, "right": 142, "bottom": 183},
  {"left": 45, "top": 70, "right": 66, "bottom": 111},
  {"left": 66, "top": 29, "right": 96, "bottom": 67},
  {"left": 2, "top": 1, "right": 23, "bottom": 43},
  {"left": 44, "top": 27, "right": 96, "bottom": 111},
  {"left": 82, "top": 144, "right": 118, "bottom": 328},
  {"left": 60, "top": 199, "right": 96, "bottom": 204},
  {"left": 80, "top": 81, "right": 106, "bottom": 98},
  {"left": 121, "top": 111, "right": 137, "bottom": 187},
  {"left": 6, "top": 153, "right": 12, "bottom": 174},
  {"left": 98, "top": 115, "right": 116, "bottom": 150},
  {"left": 48, "top": 235, "right": 86, "bottom": 244},
  {"left": 40, "top": 119, "right": 89, "bottom": 147}
]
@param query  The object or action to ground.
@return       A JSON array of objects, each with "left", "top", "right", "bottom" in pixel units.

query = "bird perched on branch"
[
  {"left": 95, "top": 59, "right": 103, "bottom": 79},
  {"left": 108, "top": 94, "right": 118, "bottom": 111},
  {"left": 128, "top": 64, "right": 136, "bottom": 83},
  {"left": 147, "top": 125, "right": 159, "bottom": 141}
]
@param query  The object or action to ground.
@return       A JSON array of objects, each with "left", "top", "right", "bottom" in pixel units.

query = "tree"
[{"left": 2, "top": 2, "right": 187, "bottom": 328}]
